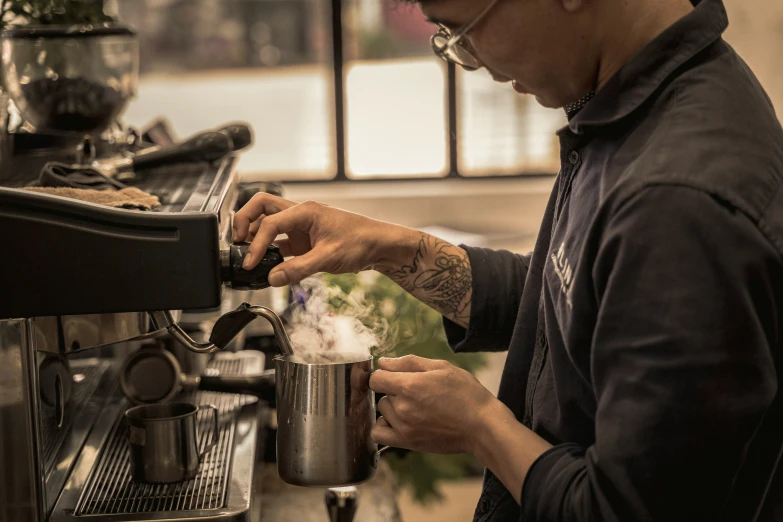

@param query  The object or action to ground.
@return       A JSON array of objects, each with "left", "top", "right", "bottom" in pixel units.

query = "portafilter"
[{"left": 120, "top": 347, "right": 277, "bottom": 405}]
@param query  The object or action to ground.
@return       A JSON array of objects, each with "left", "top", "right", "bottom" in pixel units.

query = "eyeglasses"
[{"left": 430, "top": 0, "right": 501, "bottom": 71}]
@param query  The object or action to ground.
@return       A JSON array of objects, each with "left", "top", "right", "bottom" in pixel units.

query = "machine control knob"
[{"left": 222, "top": 242, "right": 283, "bottom": 290}]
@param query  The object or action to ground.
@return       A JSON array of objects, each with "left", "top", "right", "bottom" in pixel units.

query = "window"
[{"left": 116, "top": 0, "right": 564, "bottom": 181}]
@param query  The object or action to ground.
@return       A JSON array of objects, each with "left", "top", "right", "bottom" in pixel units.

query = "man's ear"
[{"left": 560, "top": 0, "right": 585, "bottom": 14}]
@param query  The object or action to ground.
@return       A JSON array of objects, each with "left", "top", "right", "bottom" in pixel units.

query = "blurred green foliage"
[{"left": 322, "top": 272, "right": 486, "bottom": 504}]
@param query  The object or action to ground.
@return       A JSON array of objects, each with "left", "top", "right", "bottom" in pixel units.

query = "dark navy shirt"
[{"left": 444, "top": 1, "right": 783, "bottom": 520}]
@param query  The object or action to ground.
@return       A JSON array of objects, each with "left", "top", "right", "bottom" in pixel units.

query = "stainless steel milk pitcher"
[{"left": 275, "top": 353, "right": 387, "bottom": 487}]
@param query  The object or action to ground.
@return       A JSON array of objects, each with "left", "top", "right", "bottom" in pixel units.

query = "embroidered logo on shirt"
[{"left": 550, "top": 242, "right": 574, "bottom": 308}]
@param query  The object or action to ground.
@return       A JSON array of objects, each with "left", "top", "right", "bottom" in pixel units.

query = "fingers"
[
  {"left": 233, "top": 193, "right": 297, "bottom": 241},
  {"left": 273, "top": 238, "right": 294, "bottom": 257},
  {"left": 372, "top": 416, "right": 403, "bottom": 447},
  {"left": 376, "top": 395, "right": 401, "bottom": 426},
  {"left": 370, "top": 369, "right": 413, "bottom": 395},
  {"left": 243, "top": 202, "right": 318, "bottom": 270},
  {"left": 267, "top": 249, "right": 325, "bottom": 286},
  {"left": 246, "top": 218, "right": 263, "bottom": 242},
  {"left": 377, "top": 355, "right": 448, "bottom": 373}
]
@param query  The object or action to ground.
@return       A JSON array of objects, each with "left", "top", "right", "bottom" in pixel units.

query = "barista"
[{"left": 235, "top": 0, "right": 783, "bottom": 520}]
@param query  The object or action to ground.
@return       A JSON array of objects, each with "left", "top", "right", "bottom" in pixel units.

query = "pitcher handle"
[
  {"left": 198, "top": 404, "right": 219, "bottom": 460},
  {"left": 373, "top": 445, "right": 391, "bottom": 467}
]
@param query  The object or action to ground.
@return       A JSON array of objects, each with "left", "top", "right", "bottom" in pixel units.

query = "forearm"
[
  {"left": 473, "top": 399, "right": 552, "bottom": 503},
  {"left": 374, "top": 228, "right": 472, "bottom": 328}
]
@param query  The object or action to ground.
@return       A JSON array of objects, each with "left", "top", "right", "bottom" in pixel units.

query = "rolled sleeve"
[
  {"left": 520, "top": 186, "right": 779, "bottom": 522},
  {"left": 443, "top": 246, "right": 531, "bottom": 353}
]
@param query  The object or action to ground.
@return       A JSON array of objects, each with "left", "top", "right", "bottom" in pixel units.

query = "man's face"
[{"left": 420, "top": 0, "right": 596, "bottom": 108}]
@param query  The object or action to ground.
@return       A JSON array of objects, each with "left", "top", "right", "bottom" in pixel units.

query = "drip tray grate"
[{"left": 74, "top": 358, "right": 253, "bottom": 516}]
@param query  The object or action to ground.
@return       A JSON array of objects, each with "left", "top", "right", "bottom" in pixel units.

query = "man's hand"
[
  {"left": 233, "top": 193, "right": 410, "bottom": 286},
  {"left": 233, "top": 193, "right": 473, "bottom": 327},
  {"left": 369, "top": 355, "right": 497, "bottom": 454},
  {"left": 370, "top": 354, "right": 552, "bottom": 503}
]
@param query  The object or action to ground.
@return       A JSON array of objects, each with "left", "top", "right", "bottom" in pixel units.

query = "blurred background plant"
[{"left": 322, "top": 271, "right": 487, "bottom": 505}]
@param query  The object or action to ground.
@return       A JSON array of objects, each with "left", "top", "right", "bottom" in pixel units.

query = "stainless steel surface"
[
  {"left": 247, "top": 306, "right": 294, "bottom": 356},
  {"left": 42, "top": 358, "right": 115, "bottom": 520},
  {"left": 91, "top": 154, "right": 134, "bottom": 176},
  {"left": 241, "top": 287, "right": 287, "bottom": 338},
  {"left": 0, "top": 318, "right": 44, "bottom": 522},
  {"left": 151, "top": 305, "right": 293, "bottom": 356},
  {"left": 61, "top": 313, "right": 160, "bottom": 353},
  {"left": 147, "top": 311, "right": 219, "bottom": 353},
  {"left": 40, "top": 360, "right": 108, "bottom": 470},
  {"left": 169, "top": 322, "right": 221, "bottom": 353},
  {"left": 1, "top": 321, "right": 121, "bottom": 522},
  {"left": 0, "top": 322, "right": 113, "bottom": 522},
  {"left": 325, "top": 487, "right": 359, "bottom": 522},
  {"left": 275, "top": 353, "right": 378, "bottom": 487},
  {"left": 31, "top": 311, "right": 181, "bottom": 355},
  {"left": 126, "top": 402, "right": 219, "bottom": 484},
  {"left": 51, "top": 352, "right": 263, "bottom": 522},
  {"left": 150, "top": 311, "right": 221, "bottom": 354},
  {"left": 0, "top": 323, "right": 113, "bottom": 522},
  {"left": 183, "top": 155, "right": 238, "bottom": 254}
]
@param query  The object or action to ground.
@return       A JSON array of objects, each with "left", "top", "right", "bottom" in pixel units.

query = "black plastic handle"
[
  {"left": 209, "top": 302, "right": 259, "bottom": 350},
  {"left": 132, "top": 131, "right": 233, "bottom": 170},
  {"left": 199, "top": 370, "right": 276, "bottom": 403},
  {"left": 223, "top": 243, "right": 284, "bottom": 290},
  {"left": 217, "top": 122, "right": 253, "bottom": 152}
]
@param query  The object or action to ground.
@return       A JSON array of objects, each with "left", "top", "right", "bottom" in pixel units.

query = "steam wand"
[
  {"left": 247, "top": 305, "right": 294, "bottom": 356},
  {"left": 148, "top": 304, "right": 294, "bottom": 356}
]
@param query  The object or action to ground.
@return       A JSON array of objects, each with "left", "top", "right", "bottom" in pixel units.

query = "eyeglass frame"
[{"left": 430, "top": 0, "right": 502, "bottom": 71}]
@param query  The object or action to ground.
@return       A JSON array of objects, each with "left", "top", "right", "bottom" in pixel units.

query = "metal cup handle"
[
  {"left": 198, "top": 404, "right": 219, "bottom": 461},
  {"left": 373, "top": 445, "right": 391, "bottom": 467}
]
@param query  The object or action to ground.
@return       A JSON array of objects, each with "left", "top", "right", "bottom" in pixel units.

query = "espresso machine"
[
  {"left": 0, "top": 19, "right": 400, "bottom": 522},
  {"left": 0, "top": 22, "right": 288, "bottom": 522},
  {"left": 0, "top": 118, "right": 294, "bottom": 521}
]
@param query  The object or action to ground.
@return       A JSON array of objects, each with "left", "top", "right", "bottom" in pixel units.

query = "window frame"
[{"left": 310, "top": 0, "right": 556, "bottom": 184}]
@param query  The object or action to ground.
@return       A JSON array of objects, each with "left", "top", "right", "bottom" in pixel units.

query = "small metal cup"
[{"left": 125, "top": 402, "right": 218, "bottom": 484}]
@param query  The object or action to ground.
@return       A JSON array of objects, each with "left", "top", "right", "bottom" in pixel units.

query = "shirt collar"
[{"left": 567, "top": 0, "right": 729, "bottom": 134}]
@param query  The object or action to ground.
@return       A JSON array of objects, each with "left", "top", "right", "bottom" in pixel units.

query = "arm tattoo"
[{"left": 387, "top": 234, "right": 472, "bottom": 327}]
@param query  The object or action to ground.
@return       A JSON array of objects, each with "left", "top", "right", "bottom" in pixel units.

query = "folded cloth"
[
  {"left": 22, "top": 186, "right": 160, "bottom": 210},
  {"left": 37, "top": 161, "right": 127, "bottom": 190}
]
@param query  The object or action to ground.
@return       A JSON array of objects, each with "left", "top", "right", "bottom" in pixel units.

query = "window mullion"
[
  {"left": 447, "top": 62, "right": 459, "bottom": 177},
  {"left": 331, "top": 0, "right": 347, "bottom": 180}
]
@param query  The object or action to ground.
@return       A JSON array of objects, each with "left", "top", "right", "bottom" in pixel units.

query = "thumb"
[{"left": 268, "top": 250, "right": 324, "bottom": 286}]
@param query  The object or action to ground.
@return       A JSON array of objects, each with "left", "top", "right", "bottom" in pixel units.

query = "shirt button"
[
  {"left": 479, "top": 498, "right": 491, "bottom": 515},
  {"left": 568, "top": 150, "right": 580, "bottom": 164}
]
